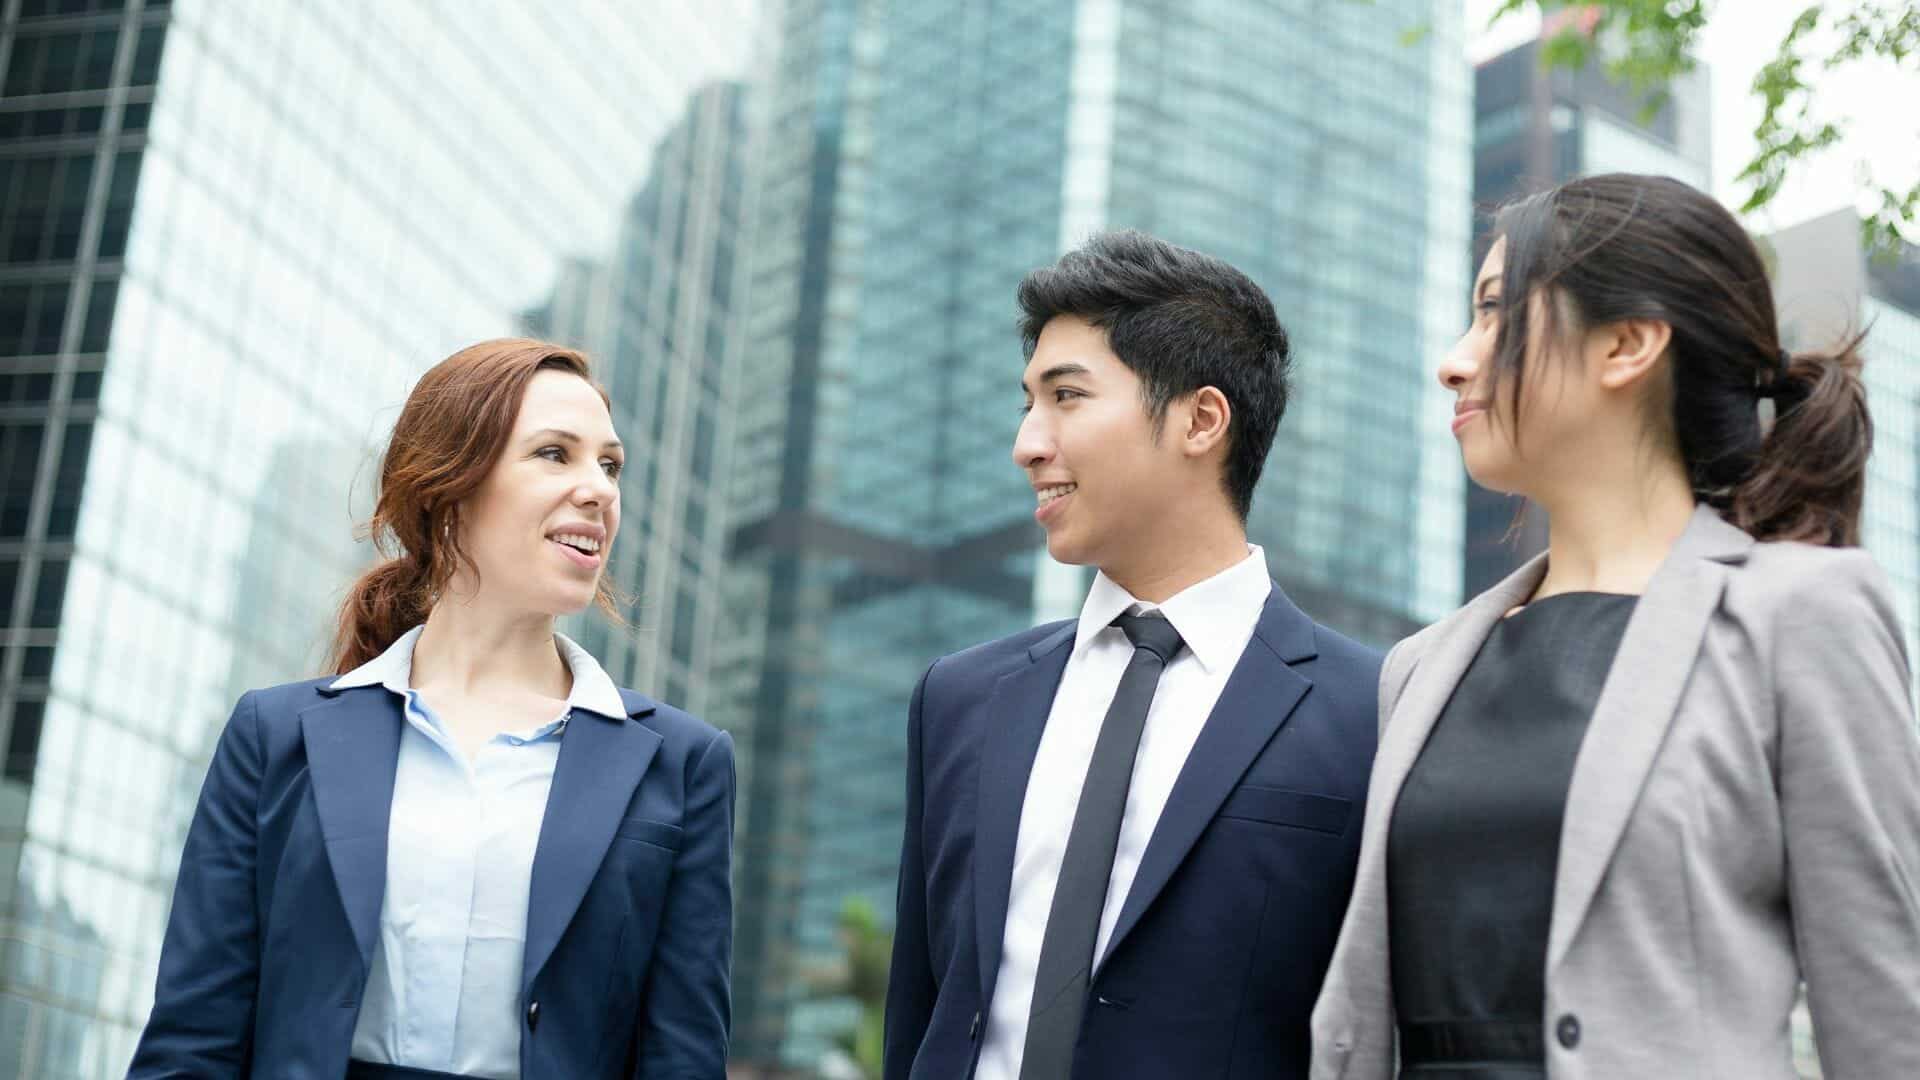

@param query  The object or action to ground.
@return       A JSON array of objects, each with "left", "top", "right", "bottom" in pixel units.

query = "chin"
[
  {"left": 542, "top": 585, "right": 602, "bottom": 617},
  {"left": 1461, "top": 452, "right": 1523, "bottom": 497},
  {"left": 1044, "top": 531, "right": 1094, "bottom": 567}
]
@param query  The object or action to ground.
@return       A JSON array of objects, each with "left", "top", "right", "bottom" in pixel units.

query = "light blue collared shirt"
[{"left": 331, "top": 625, "right": 625, "bottom": 1079}]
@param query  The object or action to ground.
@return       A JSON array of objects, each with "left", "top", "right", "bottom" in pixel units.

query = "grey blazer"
[{"left": 1311, "top": 505, "right": 1920, "bottom": 1079}]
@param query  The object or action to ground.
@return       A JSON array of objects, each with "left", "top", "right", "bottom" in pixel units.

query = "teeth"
[
  {"left": 1037, "top": 484, "right": 1077, "bottom": 506},
  {"left": 551, "top": 534, "right": 600, "bottom": 553}
]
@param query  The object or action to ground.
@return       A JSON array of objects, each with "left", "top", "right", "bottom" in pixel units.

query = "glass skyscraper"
[
  {"left": 721, "top": 0, "right": 1469, "bottom": 1066},
  {"left": 525, "top": 80, "right": 757, "bottom": 719},
  {"left": 0, "top": 1, "right": 759, "bottom": 1074}
]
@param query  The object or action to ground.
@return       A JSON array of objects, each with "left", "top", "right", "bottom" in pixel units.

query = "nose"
[
  {"left": 1437, "top": 332, "right": 1481, "bottom": 394},
  {"left": 1012, "top": 408, "right": 1054, "bottom": 472},
  {"left": 573, "top": 465, "right": 619, "bottom": 506}
]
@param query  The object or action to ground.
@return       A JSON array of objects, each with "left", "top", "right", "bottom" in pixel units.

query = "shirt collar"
[
  {"left": 1073, "top": 545, "right": 1273, "bottom": 674},
  {"left": 328, "top": 625, "right": 629, "bottom": 720}
]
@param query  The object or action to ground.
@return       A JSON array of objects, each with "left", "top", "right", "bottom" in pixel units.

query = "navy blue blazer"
[
  {"left": 884, "top": 585, "right": 1381, "bottom": 1080},
  {"left": 129, "top": 675, "right": 734, "bottom": 1080}
]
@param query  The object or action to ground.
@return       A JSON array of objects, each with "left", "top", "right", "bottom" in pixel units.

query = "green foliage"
[
  {"left": 1493, "top": 1, "right": 1918, "bottom": 255},
  {"left": 1740, "top": 3, "right": 1918, "bottom": 254},
  {"left": 1512, "top": 0, "right": 1710, "bottom": 118},
  {"left": 829, "top": 897, "right": 892, "bottom": 1080}
]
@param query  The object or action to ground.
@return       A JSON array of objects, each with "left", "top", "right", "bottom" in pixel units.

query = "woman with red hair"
[{"left": 132, "top": 340, "right": 733, "bottom": 1079}]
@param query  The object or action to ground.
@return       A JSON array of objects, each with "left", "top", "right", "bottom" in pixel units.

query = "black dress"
[{"left": 1386, "top": 592, "right": 1636, "bottom": 1078}]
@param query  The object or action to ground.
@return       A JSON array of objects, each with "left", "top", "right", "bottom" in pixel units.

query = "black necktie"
[{"left": 1020, "top": 612, "right": 1187, "bottom": 1080}]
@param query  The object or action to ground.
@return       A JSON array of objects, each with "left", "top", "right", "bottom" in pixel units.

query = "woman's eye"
[
  {"left": 602, "top": 460, "right": 623, "bottom": 479},
  {"left": 538, "top": 446, "right": 566, "bottom": 462},
  {"left": 1054, "top": 388, "right": 1080, "bottom": 403}
]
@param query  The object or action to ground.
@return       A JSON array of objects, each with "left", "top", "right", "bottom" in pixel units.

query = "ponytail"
[
  {"left": 328, "top": 553, "right": 435, "bottom": 675},
  {"left": 1727, "top": 336, "right": 1872, "bottom": 548},
  {"left": 1487, "top": 176, "right": 1878, "bottom": 552}
]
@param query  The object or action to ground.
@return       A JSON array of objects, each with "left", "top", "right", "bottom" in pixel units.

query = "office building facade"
[
  {"left": 722, "top": 0, "right": 1470, "bottom": 1064},
  {"left": 0, "top": 1, "right": 758, "bottom": 1073},
  {"left": 526, "top": 81, "right": 757, "bottom": 719}
]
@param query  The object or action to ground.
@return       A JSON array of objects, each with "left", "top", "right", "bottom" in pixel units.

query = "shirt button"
[
  {"left": 527, "top": 1000, "right": 541, "bottom": 1032},
  {"left": 1556, "top": 1013, "right": 1580, "bottom": 1049}
]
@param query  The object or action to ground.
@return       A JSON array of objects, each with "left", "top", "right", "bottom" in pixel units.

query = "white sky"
[{"left": 1464, "top": 0, "right": 1920, "bottom": 235}]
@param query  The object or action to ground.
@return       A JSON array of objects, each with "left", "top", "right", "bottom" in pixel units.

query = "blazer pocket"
[
  {"left": 1217, "top": 785, "right": 1351, "bottom": 835},
  {"left": 615, "top": 817, "right": 683, "bottom": 852}
]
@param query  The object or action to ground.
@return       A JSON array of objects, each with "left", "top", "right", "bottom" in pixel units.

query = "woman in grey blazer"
[{"left": 1312, "top": 173, "right": 1920, "bottom": 1079}]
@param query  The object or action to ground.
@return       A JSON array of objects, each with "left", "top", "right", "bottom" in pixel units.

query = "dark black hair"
[
  {"left": 1491, "top": 173, "right": 1870, "bottom": 546},
  {"left": 1016, "top": 229, "right": 1291, "bottom": 521}
]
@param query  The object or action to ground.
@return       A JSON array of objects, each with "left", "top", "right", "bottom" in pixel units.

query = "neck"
[
  {"left": 1101, "top": 504, "right": 1250, "bottom": 604},
  {"left": 1534, "top": 452, "right": 1696, "bottom": 600},
  {"left": 412, "top": 588, "right": 572, "bottom": 700}
]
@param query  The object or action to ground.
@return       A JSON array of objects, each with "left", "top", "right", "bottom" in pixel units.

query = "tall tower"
[{"left": 526, "top": 82, "right": 758, "bottom": 721}]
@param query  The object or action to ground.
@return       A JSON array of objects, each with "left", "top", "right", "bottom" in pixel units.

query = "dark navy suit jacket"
[
  {"left": 884, "top": 585, "right": 1380, "bottom": 1079},
  {"left": 129, "top": 675, "right": 734, "bottom": 1080}
]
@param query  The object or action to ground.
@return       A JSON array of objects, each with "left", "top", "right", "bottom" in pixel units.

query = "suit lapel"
[
  {"left": 974, "top": 625, "right": 1075, "bottom": 1004},
  {"left": 298, "top": 689, "right": 404, "bottom": 971},
  {"left": 1547, "top": 506, "right": 1749, "bottom": 970},
  {"left": 1098, "top": 588, "right": 1319, "bottom": 969},
  {"left": 1362, "top": 559, "right": 1546, "bottom": 867},
  {"left": 1318, "top": 560, "right": 1542, "bottom": 1038},
  {"left": 522, "top": 696, "right": 662, "bottom": 993}
]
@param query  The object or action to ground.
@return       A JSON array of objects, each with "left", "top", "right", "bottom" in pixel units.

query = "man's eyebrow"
[
  {"left": 1020, "top": 362, "right": 1092, "bottom": 394},
  {"left": 526, "top": 427, "right": 623, "bottom": 451}
]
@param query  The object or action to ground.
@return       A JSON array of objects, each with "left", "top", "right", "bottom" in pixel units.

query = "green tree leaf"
[{"left": 1499, "top": 1, "right": 1918, "bottom": 251}]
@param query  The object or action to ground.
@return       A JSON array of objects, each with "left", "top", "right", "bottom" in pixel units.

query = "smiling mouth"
[
  {"left": 547, "top": 531, "right": 605, "bottom": 567},
  {"left": 1036, "top": 483, "right": 1077, "bottom": 506}
]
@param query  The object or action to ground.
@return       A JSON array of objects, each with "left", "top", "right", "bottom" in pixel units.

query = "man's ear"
[{"left": 1181, "top": 386, "right": 1232, "bottom": 459}]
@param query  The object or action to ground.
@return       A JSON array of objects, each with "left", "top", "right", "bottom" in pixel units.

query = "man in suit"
[{"left": 884, "top": 231, "right": 1382, "bottom": 1080}]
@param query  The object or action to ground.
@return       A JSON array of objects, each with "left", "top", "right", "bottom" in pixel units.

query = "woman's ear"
[{"left": 1596, "top": 318, "right": 1672, "bottom": 391}]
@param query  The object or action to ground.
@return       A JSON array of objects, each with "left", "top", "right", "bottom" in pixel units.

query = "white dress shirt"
[
  {"left": 329, "top": 625, "right": 626, "bottom": 1080},
  {"left": 974, "top": 547, "right": 1272, "bottom": 1080}
]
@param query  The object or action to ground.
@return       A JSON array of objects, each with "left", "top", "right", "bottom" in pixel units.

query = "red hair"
[{"left": 329, "top": 339, "right": 621, "bottom": 673}]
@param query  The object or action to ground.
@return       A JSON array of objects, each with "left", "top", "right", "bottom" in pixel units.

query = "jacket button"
[
  {"left": 969, "top": 1012, "right": 981, "bottom": 1040},
  {"left": 527, "top": 1000, "right": 541, "bottom": 1032},
  {"left": 1556, "top": 1013, "right": 1580, "bottom": 1049}
]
